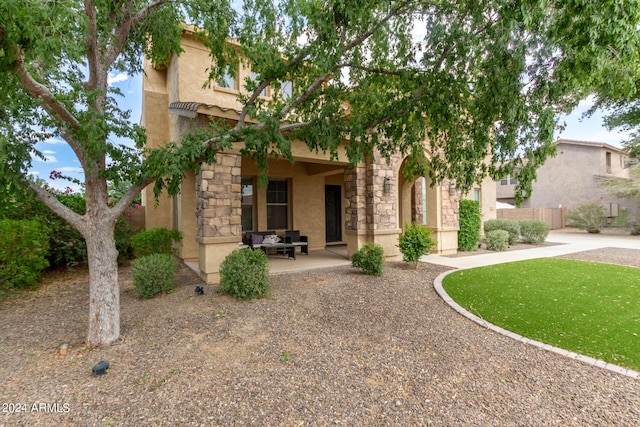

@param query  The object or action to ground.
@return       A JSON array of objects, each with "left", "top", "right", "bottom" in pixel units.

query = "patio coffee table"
[{"left": 258, "top": 243, "right": 296, "bottom": 260}]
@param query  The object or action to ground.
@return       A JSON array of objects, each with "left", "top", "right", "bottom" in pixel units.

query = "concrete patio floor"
[{"left": 185, "top": 244, "right": 351, "bottom": 280}]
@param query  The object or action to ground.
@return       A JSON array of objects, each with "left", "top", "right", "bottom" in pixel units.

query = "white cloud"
[
  {"left": 43, "top": 136, "right": 65, "bottom": 145},
  {"left": 56, "top": 166, "right": 84, "bottom": 174},
  {"left": 34, "top": 154, "right": 58, "bottom": 163},
  {"left": 42, "top": 149, "right": 56, "bottom": 155},
  {"left": 108, "top": 72, "right": 130, "bottom": 86}
]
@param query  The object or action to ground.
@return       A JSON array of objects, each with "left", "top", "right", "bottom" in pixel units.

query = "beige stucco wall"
[
  {"left": 141, "top": 62, "right": 173, "bottom": 231},
  {"left": 241, "top": 158, "right": 329, "bottom": 250}
]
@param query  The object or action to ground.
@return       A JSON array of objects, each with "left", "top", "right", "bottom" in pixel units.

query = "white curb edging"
[{"left": 433, "top": 269, "right": 640, "bottom": 380}]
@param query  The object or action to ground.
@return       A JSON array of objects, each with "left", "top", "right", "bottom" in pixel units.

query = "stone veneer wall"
[
  {"left": 344, "top": 163, "right": 367, "bottom": 233},
  {"left": 440, "top": 178, "right": 459, "bottom": 228},
  {"left": 413, "top": 178, "right": 425, "bottom": 224},
  {"left": 196, "top": 153, "right": 243, "bottom": 239}
]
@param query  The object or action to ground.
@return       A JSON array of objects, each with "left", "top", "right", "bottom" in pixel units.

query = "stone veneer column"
[
  {"left": 412, "top": 177, "right": 425, "bottom": 224},
  {"left": 431, "top": 178, "right": 460, "bottom": 255},
  {"left": 344, "top": 164, "right": 367, "bottom": 257},
  {"left": 195, "top": 153, "right": 243, "bottom": 283},
  {"left": 345, "top": 153, "right": 401, "bottom": 258}
]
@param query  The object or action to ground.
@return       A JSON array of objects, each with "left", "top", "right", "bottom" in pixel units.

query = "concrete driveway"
[{"left": 422, "top": 229, "right": 640, "bottom": 269}]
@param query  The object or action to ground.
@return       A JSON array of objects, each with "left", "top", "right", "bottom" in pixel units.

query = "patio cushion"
[{"left": 251, "top": 233, "right": 264, "bottom": 244}]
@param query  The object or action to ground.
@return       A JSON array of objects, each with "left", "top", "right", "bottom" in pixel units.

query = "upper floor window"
[
  {"left": 280, "top": 81, "right": 293, "bottom": 100},
  {"left": 217, "top": 64, "right": 237, "bottom": 90},
  {"left": 250, "top": 71, "right": 267, "bottom": 96},
  {"left": 500, "top": 176, "right": 518, "bottom": 185},
  {"left": 606, "top": 151, "right": 612, "bottom": 173}
]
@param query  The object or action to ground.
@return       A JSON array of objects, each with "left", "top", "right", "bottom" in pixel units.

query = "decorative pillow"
[
  {"left": 251, "top": 233, "right": 264, "bottom": 244},
  {"left": 262, "top": 235, "right": 280, "bottom": 244}
]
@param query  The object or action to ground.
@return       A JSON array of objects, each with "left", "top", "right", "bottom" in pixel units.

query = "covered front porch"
[{"left": 186, "top": 245, "right": 351, "bottom": 277}]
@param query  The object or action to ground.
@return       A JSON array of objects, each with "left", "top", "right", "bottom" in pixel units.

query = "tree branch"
[
  {"left": 14, "top": 52, "right": 81, "bottom": 131},
  {"left": 83, "top": 0, "right": 101, "bottom": 91},
  {"left": 27, "top": 180, "right": 86, "bottom": 235}
]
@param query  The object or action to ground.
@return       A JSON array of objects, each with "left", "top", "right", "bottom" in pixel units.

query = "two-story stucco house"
[
  {"left": 497, "top": 139, "right": 634, "bottom": 218},
  {"left": 142, "top": 28, "right": 496, "bottom": 283}
]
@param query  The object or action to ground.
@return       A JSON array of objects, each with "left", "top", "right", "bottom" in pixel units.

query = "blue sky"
[{"left": 29, "top": 74, "right": 631, "bottom": 193}]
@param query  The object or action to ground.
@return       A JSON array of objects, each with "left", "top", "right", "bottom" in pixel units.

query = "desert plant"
[
  {"left": 458, "top": 200, "right": 481, "bottom": 251},
  {"left": 131, "top": 254, "right": 178, "bottom": 299},
  {"left": 565, "top": 203, "right": 608, "bottom": 233},
  {"left": 484, "top": 219, "right": 520, "bottom": 245},
  {"left": 486, "top": 229, "right": 509, "bottom": 251},
  {"left": 0, "top": 219, "right": 50, "bottom": 297},
  {"left": 131, "top": 227, "right": 182, "bottom": 257},
  {"left": 219, "top": 249, "right": 270, "bottom": 300},
  {"left": 398, "top": 222, "right": 436, "bottom": 267},
  {"left": 518, "top": 220, "right": 549, "bottom": 244},
  {"left": 351, "top": 242, "right": 385, "bottom": 276}
]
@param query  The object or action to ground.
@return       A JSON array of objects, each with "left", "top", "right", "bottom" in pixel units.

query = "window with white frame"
[
  {"left": 250, "top": 71, "right": 267, "bottom": 96},
  {"left": 217, "top": 64, "right": 237, "bottom": 90}
]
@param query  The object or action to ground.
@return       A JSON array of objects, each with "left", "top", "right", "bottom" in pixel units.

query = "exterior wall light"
[
  {"left": 449, "top": 182, "right": 456, "bottom": 196},
  {"left": 383, "top": 177, "right": 392, "bottom": 194}
]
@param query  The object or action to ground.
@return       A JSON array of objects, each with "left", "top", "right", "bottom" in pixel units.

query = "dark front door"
[{"left": 325, "top": 185, "right": 342, "bottom": 243}]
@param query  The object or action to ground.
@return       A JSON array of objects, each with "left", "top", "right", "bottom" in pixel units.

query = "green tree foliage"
[
  {"left": 398, "top": 222, "right": 436, "bottom": 267},
  {"left": 458, "top": 200, "right": 481, "bottom": 251},
  {"left": 566, "top": 203, "right": 608, "bottom": 233},
  {"left": 1, "top": 0, "right": 638, "bottom": 345}
]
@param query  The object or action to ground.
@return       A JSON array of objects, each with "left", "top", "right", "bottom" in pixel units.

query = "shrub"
[
  {"left": 458, "top": 200, "right": 481, "bottom": 251},
  {"left": 519, "top": 220, "right": 549, "bottom": 244},
  {"left": 131, "top": 227, "right": 182, "bottom": 257},
  {"left": 131, "top": 254, "right": 178, "bottom": 299},
  {"left": 565, "top": 203, "right": 608, "bottom": 233},
  {"left": 398, "top": 222, "right": 436, "bottom": 267},
  {"left": 486, "top": 230, "right": 509, "bottom": 251},
  {"left": 484, "top": 219, "right": 520, "bottom": 245},
  {"left": 219, "top": 249, "right": 270, "bottom": 300},
  {"left": 351, "top": 242, "right": 385, "bottom": 276},
  {"left": 0, "top": 219, "right": 50, "bottom": 297}
]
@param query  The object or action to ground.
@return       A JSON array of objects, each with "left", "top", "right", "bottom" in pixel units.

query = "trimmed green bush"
[
  {"left": 351, "top": 242, "right": 385, "bottom": 276},
  {"left": 484, "top": 219, "right": 520, "bottom": 245},
  {"left": 398, "top": 222, "right": 436, "bottom": 267},
  {"left": 219, "top": 249, "right": 270, "bottom": 300},
  {"left": 131, "top": 227, "right": 182, "bottom": 257},
  {"left": 131, "top": 254, "right": 178, "bottom": 299},
  {"left": 565, "top": 203, "right": 608, "bottom": 233},
  {"left": 0, "top": 219, "right": 50, "bottom": 297},
  {"left": 519, "top": 220, "right": 549, "bottom": 244},
  {"left": 486, "top": 229, "right": 509, "bottom": 251},
  {"left": 458, "top": 200, "right": 481, "bottom": 251}
]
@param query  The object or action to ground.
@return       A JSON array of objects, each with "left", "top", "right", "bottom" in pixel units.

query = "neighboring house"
[
  {"left": 142, "top": 28, "right": 496, "bottom": 283},
  {"left": 496, "top": 139, "right": 635, "bottom": 219}
]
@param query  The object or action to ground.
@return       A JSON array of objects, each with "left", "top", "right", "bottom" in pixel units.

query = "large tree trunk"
[{"left": 86, "top": 218, "right": 120, "bottom": 346}]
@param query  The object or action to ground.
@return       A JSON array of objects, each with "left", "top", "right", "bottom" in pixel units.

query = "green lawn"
[{"left": 442, "top": 258, "right": 640, "bottom": 371}]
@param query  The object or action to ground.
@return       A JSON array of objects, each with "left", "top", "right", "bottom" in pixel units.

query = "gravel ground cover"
[{"left": 1, "top": 248, "right": 639, "bottom": 426}]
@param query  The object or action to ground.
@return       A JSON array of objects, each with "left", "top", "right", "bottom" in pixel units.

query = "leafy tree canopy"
[{"left": 1, "top": 0, "right": 639, "bottom": 345}]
